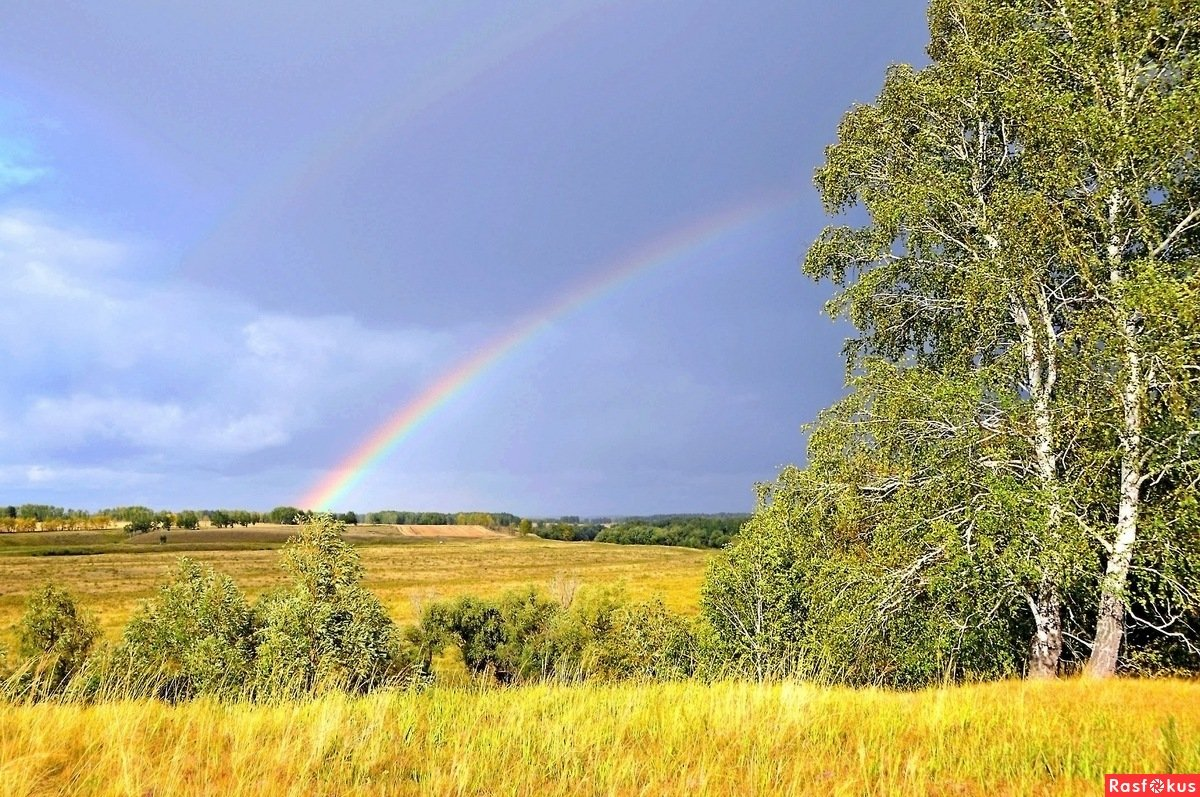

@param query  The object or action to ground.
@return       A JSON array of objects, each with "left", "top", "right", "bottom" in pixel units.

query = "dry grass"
[
  {"left": 0, "top": 533, "right": 710, "bottom": 644},
  {"left": 1, "top": 529, "right": 1195, "bottom": 795},
  {"left": 1, "top": 678, "right": 1196, "bottom": 796}
]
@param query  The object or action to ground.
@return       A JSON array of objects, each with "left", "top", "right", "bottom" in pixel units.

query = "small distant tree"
[
  {"left": 124, "top": 510, "right": 156, "bottom": 535},
  {"left": 176, "top": 511, "right": 200, "bottom": 530},
  {"left": 268, "top": 506, "right": 303, "bottom": 525}
]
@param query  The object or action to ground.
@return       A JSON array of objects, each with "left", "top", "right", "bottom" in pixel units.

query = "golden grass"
[
  {"left": 0, "top": 535, "right": 710, "bottom": 645},
  {"left": 1, "top": 678, "right": 1196, "bottom": 796}
]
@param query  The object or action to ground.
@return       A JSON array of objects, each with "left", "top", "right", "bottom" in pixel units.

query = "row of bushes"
[
  {"left": 4, "top": 516, "right": 409, "bottom": 701},
  {"left": 1, "top": 515, "right": 703, "bottom": 703}
]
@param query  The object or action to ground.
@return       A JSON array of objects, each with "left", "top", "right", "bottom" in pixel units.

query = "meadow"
[
  {"left": 0, "top": 526, "right": 710, "bottom": 646},
  {"left": 2, "top": 527, "right": 1197, "bottom": 796},
  {"left": 2, "top": 678, "right": 1197, "bottom": 796}
]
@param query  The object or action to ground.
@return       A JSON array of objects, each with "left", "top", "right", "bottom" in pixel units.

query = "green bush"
[
  {"left": 416, "top": 585, "right": 700, "bottom": 684},
  {"left": 115, "top": 558, "right": 255, "bottom": 700},
  {"left": 587, "top": 598, "right": 699, "bottom": 680},
  {"left": 251, "top": 513, "right": 406, "bottom": 696},
  {"left": 416, "top": 588, "right": 561, "bottom": 683},
  {"left": 13, "top": 584, "right": 99, "bottom": 693}
]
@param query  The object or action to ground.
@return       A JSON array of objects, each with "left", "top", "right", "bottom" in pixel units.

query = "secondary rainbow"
[
  {"left": 298, "top": 193, "right": 796, "bottom": 510},
  {"left": 180, "top": 2, "right": 619, "bottom": 280}
]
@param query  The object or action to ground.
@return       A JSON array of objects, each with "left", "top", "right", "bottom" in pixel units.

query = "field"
[
  {"left": 0, "top": 525, "right": 710, "bottom": 645},
  {"left": 1, "top": 678, "right": 1197, "bottom": 796},
  {"left": 2, "top": 528, "right": 1198, "bottom": 796}
]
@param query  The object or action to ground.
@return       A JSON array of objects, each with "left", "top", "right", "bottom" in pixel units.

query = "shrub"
[
  {"left": 13, "top": 585, "right": 99, "bottom": 693},
  {"left": 252, "top": 513, "right": 405, "bottom": 696},
  {"left": 417, "top": 588, "right": 562, "bottom": 683},
  {"left": 416, "top": 585, "right": 700, "bottom": 684},
  {"left": 115, "top": 558, "right": 255, "bottom": 700},
  {"left": 587, "top": 598, "right": 699, "bottom": 681}
]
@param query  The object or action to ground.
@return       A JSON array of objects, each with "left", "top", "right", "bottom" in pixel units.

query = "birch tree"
[
  {"left": 721, "top": 0, "right": 1200, "bottom": 681},
  {"left": 803, "top": 0, "right": 1096, "bottom": 677},
  {"left": 1006, "top": 0, "right": 1200, "bottom": 677}
]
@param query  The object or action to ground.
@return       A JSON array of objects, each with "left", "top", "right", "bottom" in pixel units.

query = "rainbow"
[{"left": 298, "top": 192, "right": 797, "bottom": 510}]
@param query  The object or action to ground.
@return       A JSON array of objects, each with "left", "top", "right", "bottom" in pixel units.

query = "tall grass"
[{"left": 1, "top": 678, "right": 1196, "bottom": 796}]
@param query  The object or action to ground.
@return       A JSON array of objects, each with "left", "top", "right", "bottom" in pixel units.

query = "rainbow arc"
[{"left": 298, "top": 193, "right": 797, "bottom": 510}]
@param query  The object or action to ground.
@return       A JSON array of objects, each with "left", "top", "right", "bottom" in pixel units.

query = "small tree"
[
  {"left": 16, "top": 585, "right": 99, "bottom": 692},
  {"left": 124, "top": 509, "right": 156, "bottom": 535},
  {"left": 268, "top": 506, "right": 303, "bottom": 525},
  {"left": 252, "top": 514, "right": 403, "bottom": 695},
  {"left": 117, "top": 558, "right": 255, "bottom": 699}
]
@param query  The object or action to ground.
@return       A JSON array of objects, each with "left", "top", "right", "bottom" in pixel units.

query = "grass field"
[
  {"left": 1, "top": 678, "right": 1196, "bottom": 796},
  {"left": 3, "top": 528, "right": 1196, "bottom": 796},
  {"left": 0, "top": 527, "right": 711, "bottom": 646}
]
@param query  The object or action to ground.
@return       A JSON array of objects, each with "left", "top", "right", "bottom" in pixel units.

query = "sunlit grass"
[
  {"left": 1, "top": 678, "right": 1195, "bottom": 796},
  {"left": 0, "top": 534, "right": 710, "bottom": 646}
]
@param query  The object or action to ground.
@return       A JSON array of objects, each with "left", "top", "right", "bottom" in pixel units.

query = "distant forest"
[{"left": 525, "top": 515, "right": 747, "bottom": 549}]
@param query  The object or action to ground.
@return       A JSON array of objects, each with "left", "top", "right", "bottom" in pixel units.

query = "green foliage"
[
  {"left": 703, "top": 459, "right": 1032, "bottom": 686},
  {"left": 115, "top": 558, "right": 255, "bottom": 700},
  {"left": 596, "top": 515, "right": 745, "bottom": 549},
  {"left": 123, "top": 508, "right": 157, "bottom": 534},
  {"left": 523, "top": 515, "right": 744, "bottom": 548},
  {"left": 528, "top": 521, "right": 601, "bottom": 542},
  {"left": 267, "top": 506, "right": 303, "bottom": 525},
  {"left": 706, "top": 0, "right": 1200, "bottom": 684},
  {"left": 176, "top": 510, "right": 200, "bottom": 530},
  {"left": 416, "top": 585, "right": 699, "bottom": 684},
  {"left": 14, "top": 585, "right": 99, "bottom": 692},
  {"left": 455, "top": 511, "right": 496, "bottom": 528},
  {"left": 252, "top": 513, "right": 405, "bottom": 695}
]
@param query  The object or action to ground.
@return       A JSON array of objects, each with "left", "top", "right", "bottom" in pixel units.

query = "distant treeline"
[
  {"left": 525, "top": 515, "right": 747, "bottom": 549},
  {"left": 0, "top": 504, "right": 522, "bottom": 534},
  {"left": 2, "top": 503, "right": 744, "bottom": 549},
  {"left": 362, "top": 510, "right": 520, "bottom": 527}
]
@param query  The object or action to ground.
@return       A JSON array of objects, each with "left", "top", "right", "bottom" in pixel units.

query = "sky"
[{"left": 0, "top": 1, "right": 930, "bottom": 517}]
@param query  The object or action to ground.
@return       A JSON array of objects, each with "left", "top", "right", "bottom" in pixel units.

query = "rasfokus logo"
[{"left": 1107, "top": 775, "right": 1200, "bottom": 794}]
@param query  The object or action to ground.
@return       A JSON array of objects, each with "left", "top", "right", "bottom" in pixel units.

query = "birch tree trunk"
[
  {"left": 1087, "top": 191, "right": 1144, "bottom": 678},
  {"left": 1012, "top": 287, "right": 1064, "bottom": 677},
  {"left": 1088, "top": 270, "right": 1144, "bottom": 676}
]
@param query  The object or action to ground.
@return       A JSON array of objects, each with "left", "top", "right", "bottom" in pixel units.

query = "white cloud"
[
  {"left": 0, "top": 210, "right": 460, "bottom": 470},
  {"left": 0, "top": 463, "right": 157, "bottom": 490}
]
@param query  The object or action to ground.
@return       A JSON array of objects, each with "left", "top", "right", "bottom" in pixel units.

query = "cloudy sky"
[{"left": 0, "top": 1, "right": 929, "bottom": 516}]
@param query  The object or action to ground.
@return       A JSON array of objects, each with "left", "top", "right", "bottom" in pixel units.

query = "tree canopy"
[{"left": 705, "top": 0, "right": 1200, "bottom": 683}]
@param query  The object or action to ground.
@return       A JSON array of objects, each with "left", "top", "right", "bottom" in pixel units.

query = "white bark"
[
  {"left": 1088, "top": 191, "right": 1144, "bottom": 677},
  {"left": 1011, "top": 287, "right": 1064, "bottom": 677}
]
